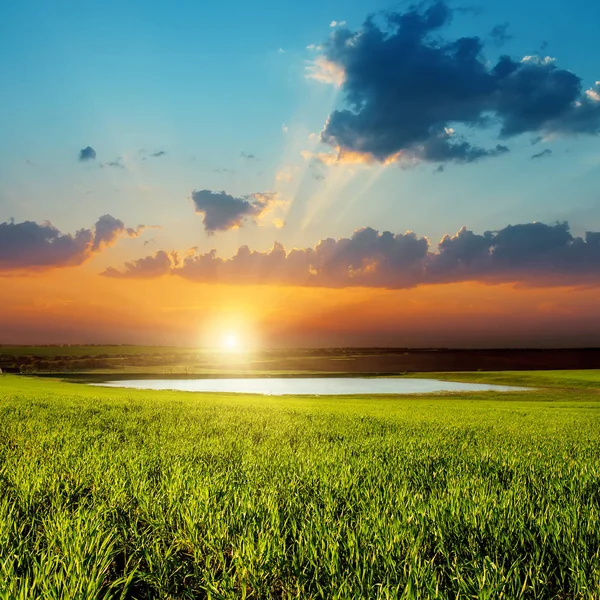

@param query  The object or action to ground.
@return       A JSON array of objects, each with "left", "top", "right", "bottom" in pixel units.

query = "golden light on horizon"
[
  {"left": 221, "top": 332, "right": 240, "bottom": 352},
  {"left": 198, "top": 308, "right": 263, "bottom": 353}
]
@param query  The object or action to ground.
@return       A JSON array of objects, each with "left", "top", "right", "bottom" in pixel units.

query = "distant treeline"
[{"left": 2, "top": 346, "right": 600, "bottom": 375}]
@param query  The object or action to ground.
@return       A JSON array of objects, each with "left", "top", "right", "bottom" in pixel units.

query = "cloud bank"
[
  {"left": 191, "top": 189, "right": 279, "bottom": 233},
  {"left": 0, "top": 216, "right": 146, "bottom": 272},
  {"left": 102, "top": 221, "right": 600, "bottom": 288},
  {"left": 309, "top": 1, "right": 600, "bottom": 165}
]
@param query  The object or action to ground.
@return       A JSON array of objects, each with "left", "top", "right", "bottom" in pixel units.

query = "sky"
[{"left": 1, "top": 0, "right": 600, "bottom": 348}]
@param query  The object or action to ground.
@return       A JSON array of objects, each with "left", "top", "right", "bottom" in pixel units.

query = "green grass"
[
  {"left": 1, "top": 374, "right": 600, "bottom": 598},
  {"left": 412, "top": 369, "right": 600, "bottom": 390}
]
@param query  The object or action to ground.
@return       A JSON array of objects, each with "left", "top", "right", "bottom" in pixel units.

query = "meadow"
[{"left": 1, "top": 372, "right": 600, "bottom": 598}]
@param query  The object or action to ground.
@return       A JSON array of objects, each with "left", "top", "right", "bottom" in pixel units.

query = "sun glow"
[
  {"left": 221, "top": 333, "right": 240, "bottom": 352},
  {"left": 199, "top": 311, "right": 261, "bottom": 353}
]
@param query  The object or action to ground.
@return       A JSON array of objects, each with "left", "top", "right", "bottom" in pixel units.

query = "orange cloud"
[
  {"left": 305, "top": 56, "right": 345, "bottom": 87},
  {"left": 302, "top": 145, "right": 402, "bottom": 166}
]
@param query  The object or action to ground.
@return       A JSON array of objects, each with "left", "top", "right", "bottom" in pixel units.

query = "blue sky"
[
  {"left": 1, "top": 0, "right": 599, "bottom": 265},
  {"left": 2, "top": 0, "right": 600, "bottom": 347}
]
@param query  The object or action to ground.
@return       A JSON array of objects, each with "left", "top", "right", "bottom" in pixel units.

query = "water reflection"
[{"left": 92, "top": 378, "right": 529, "bottom": 395}]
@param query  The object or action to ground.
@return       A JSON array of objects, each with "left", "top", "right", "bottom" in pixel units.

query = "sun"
[
  {"left": 202, "top": 315, "right": 258, "bottom": 353},
  {"left": 221, "top": 333, "right": 240, "bottom": 352}
]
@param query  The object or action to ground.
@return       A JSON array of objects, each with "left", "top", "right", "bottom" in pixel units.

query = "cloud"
[
  {"left": 102, "top": 250, "right": 177, "bottom": 279},
  {"left": 416, "top": 136, "right": 509, "bottom": 164},
  {"left": 191, "top": 189, "right": 279, "bottom": 233},
  {"left": 102, "top": 157, "right": 125, "bottom": 169},
  {"left": 91, "top": 214, "right": 146, "bottom": 252},
  {"left": 105, "top": 228, "right": 428, "bottom": 285},
  {"left": 276, "top": 167, "right": 295, "bottom": 182},
  {"left": 531, "top": 149, "right": 552, "bottom": 160},
  {"left": 240, "top": 151, "right": 258, "bottom": 161},
  {"left": 306, "top": 56, "right": 345, "bottom": 87},
  {"left": 311, "top": 2, "right": 600, "bottom": 165},
  {"left": 138, "top": 148, "right": 167, "bottom": 161},
  {"left": 103, "top": 221, "right": 600, "bottom": 288},
  {"left": 302, "top": 148, "right": 375, "bottom": 166},
  {"left": 0, "top": 215, "right": 145, "bottom": 273},
  {"left": 427, "top": 222, "right": 600, "bottom": 286},
  {"left": 489, "top": 23, "right": 512, "bottom": 47},
  {"left": 79, "top": 146, "right": 96, "bottom": 162},
  {"left": 330, "top": 20, "right": 346, "bottom": 28}
]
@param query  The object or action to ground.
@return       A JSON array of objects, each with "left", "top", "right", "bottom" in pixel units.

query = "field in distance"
[
  {"left": 0, "top": 371, "right": 599, "bottom": 598},
  {"left": 2, "top": 345, "right": 600, "bottom": 376}
]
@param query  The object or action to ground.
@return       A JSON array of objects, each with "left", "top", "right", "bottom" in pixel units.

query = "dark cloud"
[
  {"left": 79, "top": 146, "right": 96, "bottom": 162},
  {"left": 0, "top": 215, "right": 145, "bottom": 272},
  {"left": 489, "top": 23, "right": 512, "bottom": 47},
  {"left": 191, "top": 189, "right": 278, "bottom": 234},
  {"left": 213, "top": 168, "right": 236, "bottom": 173},
  {"left": 150, "top": 150, "right": 166, "bottom": 158},
  {"left": 314, "top": 2, "right": 600, "bottom": 164},
  {"left": 103, "top": 221, "right": 600, "bottom": 288},
  {"left": 531, "top": 149, "right": 552, "bottom": 160},
  {"left": 428, "top": 222, "right": 600, "bottom": 286},
  {"left": 417, "top": 135, "right": 509, "bottom": 164},
  {"left": 240, "top": 151, "right": 258, "bottom": 161},
  {"left": 492, "top": 56, "right": 587, "bottom": 137}
]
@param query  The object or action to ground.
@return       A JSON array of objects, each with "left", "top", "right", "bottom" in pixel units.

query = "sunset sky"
[{"left": 1, "top": 0, "right": 600, "bottom": 347}]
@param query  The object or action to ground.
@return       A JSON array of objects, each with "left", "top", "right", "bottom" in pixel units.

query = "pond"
[{"left": 91, "top": 377, "right": 530, "bottom": 395}]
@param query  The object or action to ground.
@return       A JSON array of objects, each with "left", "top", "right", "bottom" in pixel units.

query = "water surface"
[{"left": 92, "top": 378, "right": 529, "bottom": 395}]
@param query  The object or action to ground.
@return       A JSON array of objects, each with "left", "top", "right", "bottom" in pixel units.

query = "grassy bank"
[{"left": 1, "top": 374, "right": 599, "bottom": 598}]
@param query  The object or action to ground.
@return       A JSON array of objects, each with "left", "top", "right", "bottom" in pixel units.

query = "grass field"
[{"left": 1, "top": 373, "right": 600, "bottom": 598}]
